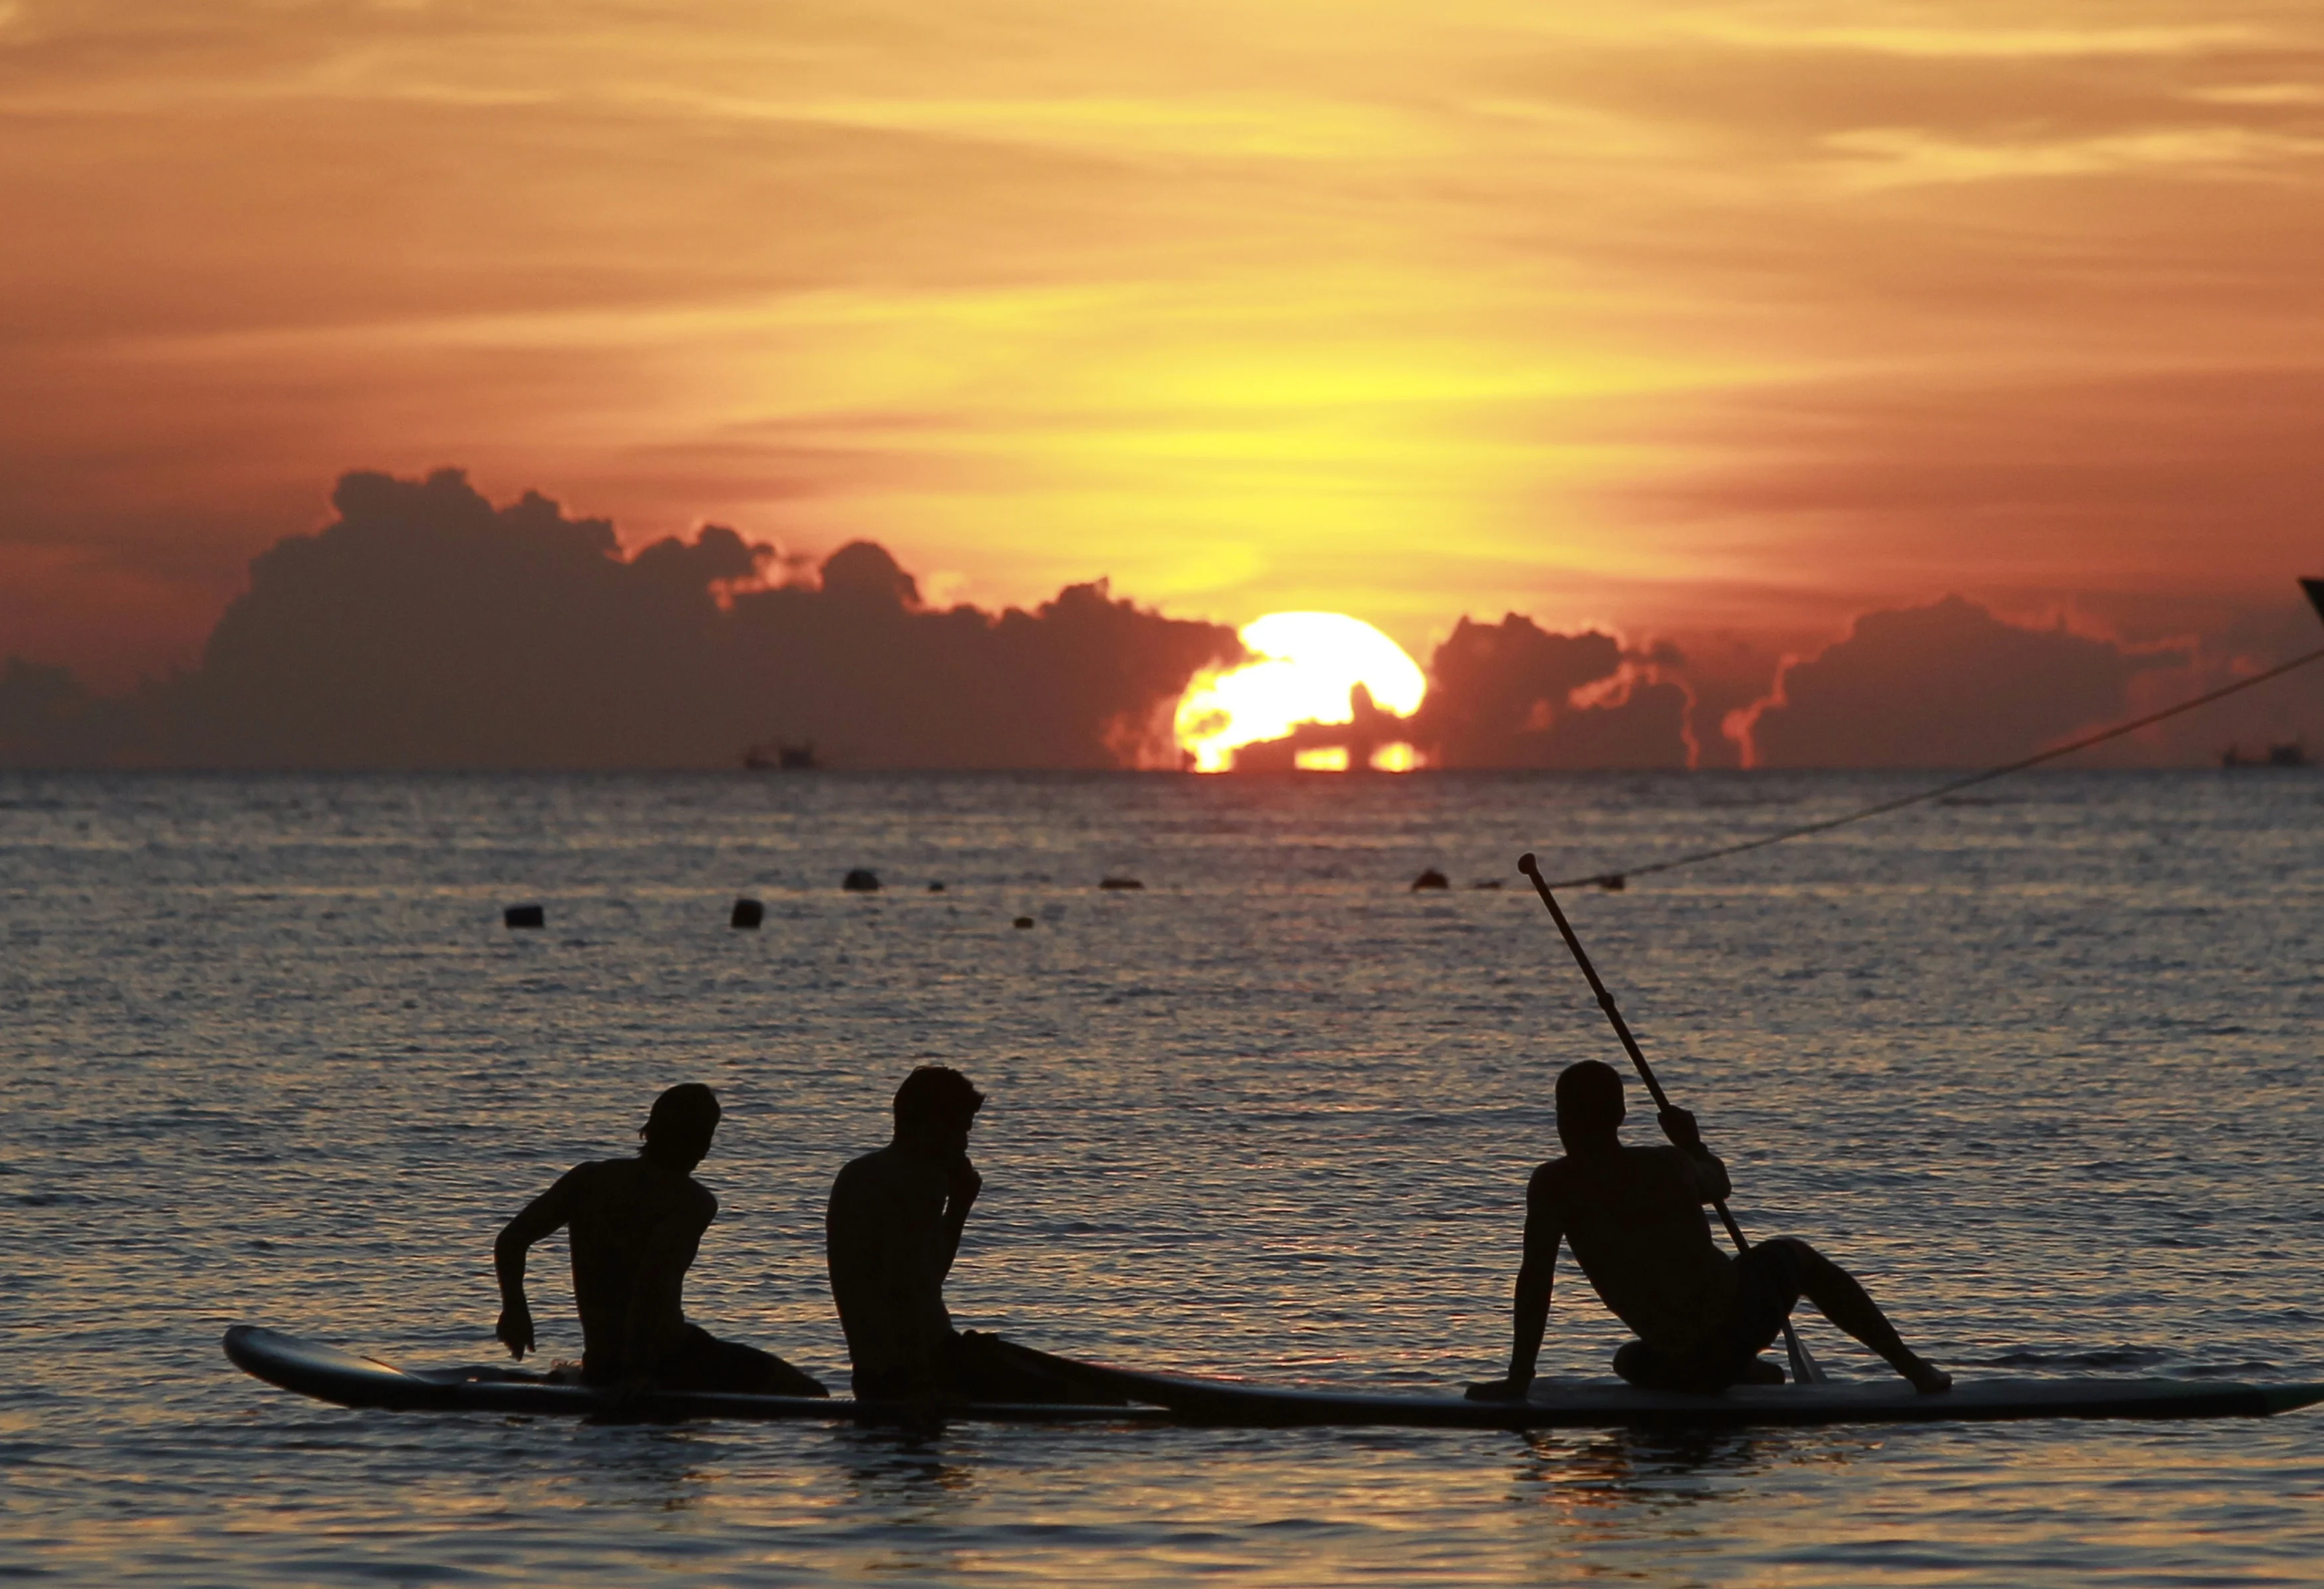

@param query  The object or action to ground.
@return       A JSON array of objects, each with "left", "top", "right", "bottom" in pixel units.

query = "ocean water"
[{"left": 2, "top": 769, "right": 2319, "bottom": 1587}]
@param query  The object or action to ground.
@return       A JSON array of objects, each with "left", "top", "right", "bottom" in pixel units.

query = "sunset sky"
[{"left": 5, "top": 0, "right": 2322, "bottom": 695}]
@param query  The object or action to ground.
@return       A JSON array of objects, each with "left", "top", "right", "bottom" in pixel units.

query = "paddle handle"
[
  {"left": 1517, "top": 852, "right": 1825, "bottom": 1382},
  {"left": 1518, "top": 854, "right": 1672, "bottom": 1111},
  {"left": 1518, "top": 853, "right": 1742, "bottom": 1242}
]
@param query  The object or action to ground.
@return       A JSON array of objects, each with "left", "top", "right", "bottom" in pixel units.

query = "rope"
[{"left": 1544, "top": 643, "right": 2324, "bottom": 892}]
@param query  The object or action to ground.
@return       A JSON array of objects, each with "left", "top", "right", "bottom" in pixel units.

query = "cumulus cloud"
[
  {"left": 1731, "top": 594, "right": 2189, "bottom": 768},
  {"left": 0, "top": 469, "right": 1237, "bottom": 770},
  {"left": 0, "top": 657, "right": 102, "bottom": 766},
  {"left": 1414, "top": 614, "right": 1692, "bottom": 770}
]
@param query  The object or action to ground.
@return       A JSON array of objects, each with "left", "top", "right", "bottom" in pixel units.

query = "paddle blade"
[
  {"left": 1783, "top": 1323, "right": 1829, "bottom": 1384},
  {"left": 2303, "top": 577, "right": 2324, "bottom": 626}
]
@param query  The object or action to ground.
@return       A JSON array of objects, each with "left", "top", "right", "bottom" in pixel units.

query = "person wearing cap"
[{"left": 493, "top": 1084, "right": 825, "bottom": 1396}]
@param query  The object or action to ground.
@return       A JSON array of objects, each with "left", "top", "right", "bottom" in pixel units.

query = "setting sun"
[{"left": 1174, "top": 612, "right": 1428, "bottom": 773}]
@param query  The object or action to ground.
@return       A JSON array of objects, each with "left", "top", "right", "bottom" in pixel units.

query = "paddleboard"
[
  {"left": 229, "top": 1326, "right": 2323, "bottom": 1430},
  {"left": 1003, "top": 1343, "right": 2324, "bottom": 1430},
  {"left": 222, "top": 1326, "right": 1166, "bottom": 1424}
]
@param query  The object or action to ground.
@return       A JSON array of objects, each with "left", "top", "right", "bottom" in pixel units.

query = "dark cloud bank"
[
  {"left": 0, "top": 470, "right": 1236, "bottom": 770},
  {"left": 1, "top": 469, "right": 2311, "bottom": 771}
]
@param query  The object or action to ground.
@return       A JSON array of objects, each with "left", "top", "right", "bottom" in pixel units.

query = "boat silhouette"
[
  {"left": 742, "top": 740, "right": 817, "bottom": 771},
  {"left": 2219, "top": 741, "right": 2308, "bottom": 769}
]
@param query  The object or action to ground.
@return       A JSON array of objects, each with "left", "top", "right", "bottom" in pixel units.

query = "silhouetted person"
[
  {"left": 1467, "top": 1060, "right": 1950, "bottom": 1400},
  {"left": 495, "top": 1084, "right": 825, "bottom": 1396},
  {"left": 827, "top": 1066, "right": 1108, "bottom": 1404}
]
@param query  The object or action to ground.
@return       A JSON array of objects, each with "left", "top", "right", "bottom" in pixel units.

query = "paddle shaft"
[{"left": 1516, "top": 851, "right": 1823, "bottom": 1382}]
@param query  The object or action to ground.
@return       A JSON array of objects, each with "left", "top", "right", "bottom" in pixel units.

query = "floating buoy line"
[{"left": 489, "top": 589, "right": 2321, "bottom": 916}]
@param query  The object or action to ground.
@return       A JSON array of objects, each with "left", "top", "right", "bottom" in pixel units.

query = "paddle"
[{"left": 1517, "top": 851, "right": 1827, "bottom": 1385}]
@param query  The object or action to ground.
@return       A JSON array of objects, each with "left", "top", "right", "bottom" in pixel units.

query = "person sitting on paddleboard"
[
  {"left": 826, "top": 1066, "right": 1108, "bottom": 1404},
  {"left": 493, "top": 1083, "right": 826, "bottom": 1397},
  {"left": 1467, "top": 1059, "right": 1950, "bottom": 1400}
]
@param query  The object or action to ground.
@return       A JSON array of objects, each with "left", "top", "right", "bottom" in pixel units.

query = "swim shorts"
[{"left": 1614, "top": 1237, "right": 1811, "bottom": 1392}]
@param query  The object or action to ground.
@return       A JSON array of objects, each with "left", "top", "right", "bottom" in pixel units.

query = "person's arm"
[
  {"left": 494, "top": 1168, "right": 583, "bottom": 1359},
  {"left": 1658, "top": 1108, "right": 1732, "bottom": 1203},
  {"left": 1467, "top": 1166, "right": 1562, "bottom": 1401},
  {"left": 936, "top": 1153, "right": 981, "bottom": 1280}
]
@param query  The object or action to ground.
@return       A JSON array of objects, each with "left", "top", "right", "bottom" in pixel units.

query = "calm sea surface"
[{"left": 3, "top": 770, "right": 2320, "bottom": 1586}]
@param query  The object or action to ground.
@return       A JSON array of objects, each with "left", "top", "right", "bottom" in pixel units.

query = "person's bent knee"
[{"left": 1762, "top": 1236, "right": 1829, "bottom": 1279}]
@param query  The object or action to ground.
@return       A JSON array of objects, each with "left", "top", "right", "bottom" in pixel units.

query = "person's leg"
[
  {"left": 725, "top": 1340, "right": 829, "bottom": 1398},
  {"left": 661, "top": 1326, "right": 829, "bottom": 1397},
  {"left": 1616, "top": 1337, "right": 1782, "bottom": 1392},
  {"left": 946, "top": 1331, "right": 1130, "bottom": 1405},
  {"left": 1774, "top": 1238, "right": 1950, "bottom": 1393},
  {"left": 1613, "top": 1339, "right": 1682, "bottom": 1389},
  {"left": 851, "top": 1364, "right": 910, "bottom": 1401},
  {"left": 1629, "top": 1244, "right": 1801, "bottom": 1392}
]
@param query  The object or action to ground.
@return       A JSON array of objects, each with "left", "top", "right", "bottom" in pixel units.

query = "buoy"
[
  {"left": 928, "top": 881, "right": 946, "bottom": 892},
  {"left": 1013, "top": 916, "right": 1035, "bottom": 929},
  {"left": 1099, "top": 877, "right": 1143, "bottom": 890},
  {"left": 1411, "top": 869, "right": 1449, "bottom": 891},
  {"left": 730, "top": 898, "right": 764, "bottom": 929},
  {"left": 504, "top": 904, "right": 545, "bottom": 929},
  {"left": 843, "top": 869, "right": 880, "bottom": 892}
]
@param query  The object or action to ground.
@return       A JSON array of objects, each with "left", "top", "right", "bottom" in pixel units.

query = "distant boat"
[
  {"left": 2220, "top": 742, "right": 2308, "bottom": 769},
  {"left": 742, "top": 740, "right": 817, "bottom": 771}
]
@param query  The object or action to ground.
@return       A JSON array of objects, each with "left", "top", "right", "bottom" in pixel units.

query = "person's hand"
[
  {"left": 1658, "top": 1107, "right": 1704, "bottom": 1153},
  {"left": 496, "top": 1301, "right": 535, "bottom": 1359},
  {"left": 1464, "top": 1375, "right": 1532, "bottom": 1403},
  {"left": 946, "top": 1155, "right": 983, "bottom": 1208}
]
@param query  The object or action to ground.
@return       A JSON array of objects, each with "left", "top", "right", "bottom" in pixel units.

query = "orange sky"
[{"left": 5, "top": 0, "right": 2322, "bottom": 688}]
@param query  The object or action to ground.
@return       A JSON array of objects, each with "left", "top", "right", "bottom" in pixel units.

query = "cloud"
[
  {"left": 1413, "top": 614, "right": 1692, "bottom": 770},
  {"left": 1489, "top": 30, "right": 2324, "bottom": 166},
  {"left": 1203, "top": 588, "right": 2323, "bottom": 775},
  {"left": 0, "top": 656, "right": 100, "bottom": 764},
  {"left": 0, "top": 468, "right": 1237, "bottom": 769},
  {"left": 1730, "top": 594, "right": 2189, "bottom": 768},
  {"left": 2095, "top": 592, "right": 2324, "bottom": 766}
]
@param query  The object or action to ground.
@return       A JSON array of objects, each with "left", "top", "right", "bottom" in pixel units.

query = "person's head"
[
  {"left": 1555, "top": 1059, "right": 1625, "bottom": 1151},
  {"left": 639, "top": 1083, "right": 721, "bottom": 1171},
  {"left": 891, "top": 1064, "right": 984, "bottom": 1157}
]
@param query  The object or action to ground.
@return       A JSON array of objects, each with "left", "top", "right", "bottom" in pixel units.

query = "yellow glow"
[
  {"left": 1176, "top": 611, "right": 1427, "bottom": 773},
  {"left": 1369, "top": 742, "right": 1418, "bottom": 772}
]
